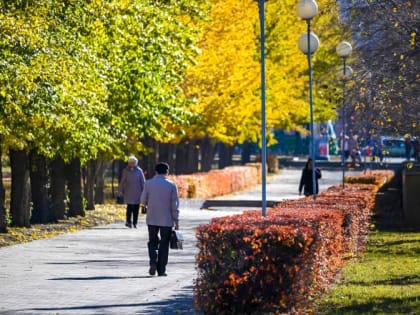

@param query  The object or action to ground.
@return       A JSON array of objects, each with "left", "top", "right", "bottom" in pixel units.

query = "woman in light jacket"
[{"left": 118, "top": 156, "right": 145, "bottom": 228}]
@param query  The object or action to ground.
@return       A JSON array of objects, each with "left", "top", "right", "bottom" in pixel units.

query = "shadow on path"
[
  {"left": 48, "top": 275, "right": 152, "bottom": 281},
  {"left": 16, "top": 286, "right": 199, "bottom": 315}
]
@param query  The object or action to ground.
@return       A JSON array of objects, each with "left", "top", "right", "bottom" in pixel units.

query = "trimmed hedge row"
[
  {"left": 195, "top": 170, "right": 394, "bottom": 314},
  {"left": 344, "top": 170, "right": 394, "bottom": 185},
  {"left": 170, "top": 164, "right": 262, "bottom": 198},
  {"left": 196, "top": 210, "right": 344, "bottom": 314}
]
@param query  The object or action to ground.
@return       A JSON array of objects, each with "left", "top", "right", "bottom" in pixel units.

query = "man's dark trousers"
[{"left": 148, "top": 225, "right": 172, "bottom": 275}]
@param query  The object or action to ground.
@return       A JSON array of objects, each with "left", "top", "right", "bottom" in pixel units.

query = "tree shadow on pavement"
[
  {"left": 137, "top": 287, "right": 200, "bottom": 315},
  {"left": 48, "top": 275, "right": 153, "bottom": 280},
  {"left": 20, "top": 286, "right": 200, "bottom": 315}
]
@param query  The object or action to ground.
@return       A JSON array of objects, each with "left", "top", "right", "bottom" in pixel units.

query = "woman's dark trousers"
[
  {"left": 126, "top": 204, "right": 140, "bottom": 227},
  {"left": 148, "top": 225, "right": 172, "bottom": 275}
]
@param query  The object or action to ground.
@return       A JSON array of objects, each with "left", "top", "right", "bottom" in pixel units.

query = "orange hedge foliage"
[
  {"left": 195, "top": 210, "right": 343, "bottom": 314},
  {"left": 195, "top": 170, "right": 394, "bottom": 314},
  {"left": 344, "top": 169, "right": 394, "bottom": 185},
  {"left": 170, "top": 164, "right": 261, "bottom": 199}
]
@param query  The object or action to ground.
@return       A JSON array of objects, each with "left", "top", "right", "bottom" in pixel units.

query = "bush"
[
  {"left": 195, "top": 209, "right": 344, "bottom": 314},
  {"left": 194, "top": 170, "right": 395, "bottom": 314},
  {"left": 278, "top": 185, "right": 375, "bottom": 255},
  {"left": 170, "top": 165, "right": 261, "bottom": 198},
  {"left": 345, "top": 170, "right": 394, "bottom": 186}
]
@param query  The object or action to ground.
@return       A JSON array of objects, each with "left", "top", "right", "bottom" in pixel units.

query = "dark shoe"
[
  {"left": 125, "top": 222, "right": 132, "bottom": 228},
  {"left": 158, "top": 273, "right": 167, "bottom": 277},
  {"left": 133, "top": 224, "right": 137, "bottom": 229},
  {"left": 149, "top": 265, "right": 157, "bottom": 276}
]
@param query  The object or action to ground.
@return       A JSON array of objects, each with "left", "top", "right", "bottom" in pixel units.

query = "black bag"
[
  {"left": 116, "top": 196, "right": 124, "bottom": 205},
  {"left": 140, "top": 204, "right": 147, "bottom": 214},
  {"left": 170, "top": 230, "right": 184, "bottom": 250}
]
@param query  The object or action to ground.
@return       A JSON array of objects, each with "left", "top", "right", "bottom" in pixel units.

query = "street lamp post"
[
  {"left": 258, "top": 0, "right": 268, "bottom": 216},
  {"left": 297, "top": 0, "right": 320, "bottom": 199},
  {"left": 336, "top": 41, "right": 353, "bottom": 189}
]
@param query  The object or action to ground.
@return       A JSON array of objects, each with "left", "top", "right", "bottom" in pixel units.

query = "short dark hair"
[{"left": 155, "top": 162, "right": 170, "bottom": 175}]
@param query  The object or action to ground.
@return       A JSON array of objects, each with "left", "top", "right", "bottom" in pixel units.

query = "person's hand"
[{"left": 174, "top": 224, "right": 179, "bottom": 231}]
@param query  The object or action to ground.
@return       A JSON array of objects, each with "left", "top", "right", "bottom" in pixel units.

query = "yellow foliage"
[
  {"left": 184, "top": 0, "right": 260, "bottom": 145},
  {"left": 266, "top": 0, "right": 342, "bottom": 127},
  {"left": 184, "top": 0, "right": 343, "bottom": 145}
]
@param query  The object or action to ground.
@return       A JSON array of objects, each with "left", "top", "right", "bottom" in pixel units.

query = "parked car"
[{"left": 380, "top": 136, "right": 405, "bottom": 157}]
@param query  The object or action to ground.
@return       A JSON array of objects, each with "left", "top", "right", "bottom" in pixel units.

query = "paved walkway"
[
  {"left": 215, "top": 169, "right": 349, "bottom": 201},
  {"left": 0, "top": 169, "right": 344, "bottom": 315}
]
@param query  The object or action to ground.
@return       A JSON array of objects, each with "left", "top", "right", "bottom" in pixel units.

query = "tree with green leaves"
[{"left": 0, "top": 0, "right": 208, "bottom": 227}]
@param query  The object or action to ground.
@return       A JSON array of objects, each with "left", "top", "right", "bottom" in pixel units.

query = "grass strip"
[{"left": 317, "top": 230, "right": 420, "bottom": 315}]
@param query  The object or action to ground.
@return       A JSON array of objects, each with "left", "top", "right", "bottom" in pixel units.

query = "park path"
[{"left": 0, "top": 169, "right": 344, "bottom": 315}]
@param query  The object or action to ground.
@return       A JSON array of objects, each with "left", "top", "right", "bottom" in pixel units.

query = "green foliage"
[
  {"left": 0, "top": 0, "right": 207, "bottom": 160},
  {"left": 0, "top": 1, "right": 112, "bottom": 160},
  {"left": 94, "top": 0, "right": 206, "bottom": 149}
]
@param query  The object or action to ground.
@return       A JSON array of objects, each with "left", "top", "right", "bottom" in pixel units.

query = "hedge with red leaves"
[
  {"left": 194, "top": 170, "right": 394, "bottom": 314},
  {"left": 195, "top": 210, "right": 343, "bottom": 314},
  {"left": 170, "top": 164, "right": 261, "bottom": 198},
  {"left": 344, "top": 170, "right": 394, "bottom": 185}
]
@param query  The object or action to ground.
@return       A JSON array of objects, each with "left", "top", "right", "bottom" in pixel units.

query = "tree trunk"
[
  {"left": 83, "top": 159, "right": 95, "bottom": 210},
  {"left": 158, "top": 142, "right": 170, "bottom": 163},
  {"left": 117, "top": 159, "right": 126, "bottom": 183},
  {"left": 200, "top": 137, "right": 215, "bottom": 172},
  {"left": 29, "top": 151, "right": 52, "bottom": 224},
  {"left": 186, "top": 139, "right": 199, "bottom": 174},
  {"left": 140, "top": 137, "right": 158, "bottom": 179},
  {"left": 241, "top": 141, "right": 252, "bottom": 165},
  {"left": 50, "top": 156, "right": 66, "bottom": 220},
  {"left": 94, "top": 159, "right": 108, "bottom": 204},
  {"left": 111, "top": 159, "right": 126, "bottom": 198},
  {"left": 10, "top": 149, "right": 31, "bottom": 227},
  {"left": 0, "top": 147, "right": 7, "bottom": 233},
  {"left": 111, "top": 160, "right": 116, "bottom": 198},
  {"left": 66, "top": 158, "right": 84, "bottom": 217},
  {"left": 218, "top": 143, "right": 234, "bottom": 169},
  {"left": 159, "top": 142, "right": 177, "bottom": 174},
  {"left": 175, "top": 141, "right": 188, "bottom": 175}
]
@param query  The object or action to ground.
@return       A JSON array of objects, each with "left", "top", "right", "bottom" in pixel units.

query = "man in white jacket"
[{"left": 140, "top": 162, "right": 179, "bottom": 277}]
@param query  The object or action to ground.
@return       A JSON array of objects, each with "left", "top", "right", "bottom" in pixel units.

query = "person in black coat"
[{"left": 299, "top": 158, "right": 322, "bottom": 196}]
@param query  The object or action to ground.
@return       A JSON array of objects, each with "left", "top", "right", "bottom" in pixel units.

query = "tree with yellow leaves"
[
  {"left": 181, "top": 0, "right": 261, "bottom": 171},
  {"left": 265, "top": 0, "right": 343, "bottom": 130},
  {"left": 175, "top": 0, "right": 344, "bottom": 172}
]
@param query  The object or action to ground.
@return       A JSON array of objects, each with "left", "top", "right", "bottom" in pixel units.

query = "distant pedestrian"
[
  {"left": 340, "top": 133, "right": 350, "bottom": 160},
  {"left": 118, "top": 156, "right": 145, "bottom": 228},
  {"left": 370, "top": 136, "right": 383, "bottom": 162},
  {"left": 413, "top": 137, "right": 419, "bottom": 161},
  {"left": 141, "top": 162, "right": 179, "bottom": 277},
  {"left": 404, "top": 134, "right": 412, "bottom": 161},
  {"left": 349, "top": 135, "right": 362, "bottom": 164},
  {"left": 299, "top": 158, "right": 322, "bottom": 196}
]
